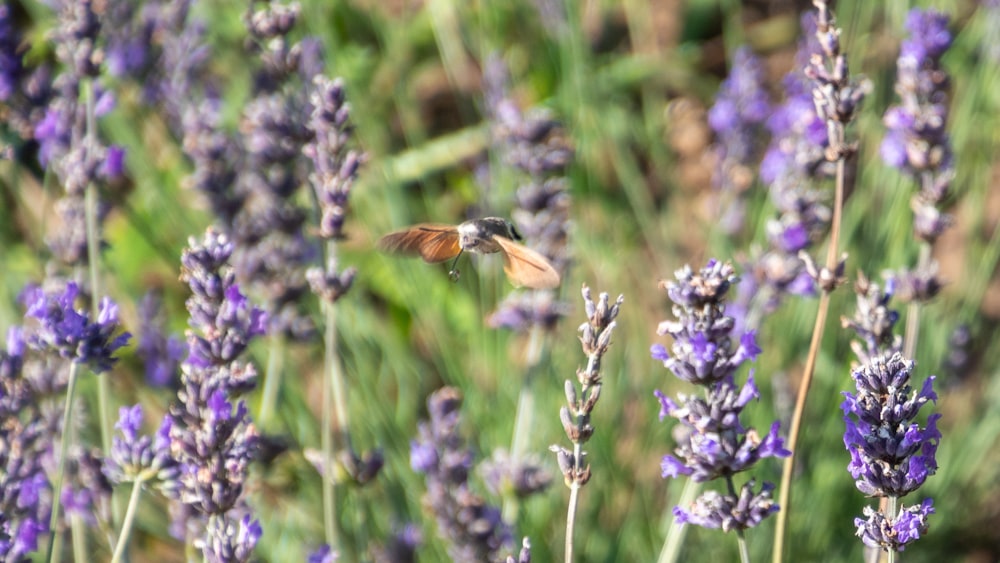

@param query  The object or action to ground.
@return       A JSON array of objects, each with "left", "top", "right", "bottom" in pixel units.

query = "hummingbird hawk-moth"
[{"left": 377, "top": 217, "right": 560, "bottom": 289}]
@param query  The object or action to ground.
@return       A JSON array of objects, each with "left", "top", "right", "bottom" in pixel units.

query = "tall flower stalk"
[
  {"left": 550, "top": 285, "right": 622, "bottom": 563},
  {"left": 410, "top": 387, "right": 528, "bottom": 562},
  {"left": 0, "top": 327, "right": 51, "bottom": 561},
  {"left": 706, "top": 46, "right": 772, "bottom": 237},
  {"left": 162, "top": 229, "right": 265, "bottom": 562},
  {"left": 303, "top": 74, "right": 377, "bottom": 555},
  {"left": 840, "top": 278, "right": 939, "bottom": 560},
  {"left": 879, "top": 9, "right": 954, "bottom": 362},
  {"left": 773, "top": 2, "right": 869, "bottom": 559},
  {"left": 652, "top": 260, "right": 787, "bottom": 563},
  {"left": 21, "top": 281, "right": 130, "bottom": 562},
  {"left": 104, "top": 404, "right": 177, "bottom": 562}
]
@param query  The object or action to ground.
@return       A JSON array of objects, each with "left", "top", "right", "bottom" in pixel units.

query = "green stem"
[
  {"left": 564, "top": 477, "right": 581, "bottom": 563},
  {"left": 110, "top": 478, "right": 145, "bottom": 563},
  {"left": 83, "top": 75, "right": 125, "bottom": 562},
  {"left": 46, "top": 362, "right": 81, "bottom": 563},
  {"left": 773, "top": 146, "right": 848, "bottom": 563},
  {"left": 510, "top": 323, "right": 545, "bottom": 459},
  {"left": 321, "top": 299, "right": 339, "bottom": 551},
  {"left": 657, "top": 478, "right": 699, "bottom": 563},
  {"left": 81, "top": 78, "right": 112, "bottom": 457},
  {"left": 726, "top": 476, "right": 751, "bottom": 563},
  {"left": 504, "top": 322, "right": 546, "bottom": 525},
  {"left": 886, "top": 496, "right": 898, "bottom": 563},
  {"left": 258, "top": 334, "right": 286, "bottom": 428},
  {"left": 903, "top": 243, "right": 931, "bottom": 361},
  {"left": 71, "top": 514, "right": 86, "bottom": 563}
]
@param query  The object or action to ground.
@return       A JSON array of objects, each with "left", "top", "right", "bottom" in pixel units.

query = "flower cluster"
[
  {"left": 651, "top": 261, "right": 761, "bottom": 386},
  {"left": 229, "top": 0, "right": 322, "bottom": 339},
  {"left": 104, "top": 404, "right": 177, "bottom": 487},
  {"left": 550, "top": 286, "right": 622, "bottom": 489},
  {"left": 411, "top": 387, "right": 520, "bottom": 562},
  {"left": 841, "top": 276, "right": 939, "bottom": 552},
  {"left": 161, "top": 229, "right": 264, "bottom": 562},
  {"left": 23, "top": 281, "right": 131, "bottom": 374},
  {"left": 136, "top": 291, "right": 185, "bottom": 388},
  {"left": 725, "top": 16, "right": 825, "bottom": 330},
  {"left": 653, "top": 260, "right": 788, "bottom": 532},
  {"left": 707, "top": 46, "right": 772, "bottom": 235},
  {"left": 0, "top": 327, "right": 50, "bottom": 560},
  {"left": 840, "top": 275, "right": 902, "bottom": 364},
  {"left": 879, "top": 9, "right": 954, "bottom": 318},
  {"left": 881, "top": 9, "right": 954, "bottom": 245},
  {"left": 842, "top": 353, "right": 940, "bottom": 551},
  {"left": 29, "top": 0, "right": 127, "bottom": 271},
  {"left": 304, "top": 75, "right": 364, "bottom": 303}
]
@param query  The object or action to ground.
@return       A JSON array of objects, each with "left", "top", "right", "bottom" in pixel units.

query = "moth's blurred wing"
[
  {"left": 494, "top": 236, "right": 560, "bottom": 289},
  {"left": 377, "top": 224, "right": 462, "bottom": 263}
]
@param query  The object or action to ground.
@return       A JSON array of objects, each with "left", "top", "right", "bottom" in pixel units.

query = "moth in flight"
[{"left": 377, "top": 217, "right": 560, "bottom": 289}]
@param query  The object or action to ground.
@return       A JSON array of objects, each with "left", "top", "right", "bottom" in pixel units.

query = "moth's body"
[
  {"left": 377, "top": 217, "right": 560, "bottom": 289},
  {"left": 456, "top": 217, "right": 514, "bottom": 255}
]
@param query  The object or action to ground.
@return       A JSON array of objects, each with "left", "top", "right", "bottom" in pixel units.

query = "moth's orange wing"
[
  {"left": 377, "top": 224, "right": 462, "bottom": 263},
  {"left": 494, "top": 236, "right": 560, "bottom": 289}
]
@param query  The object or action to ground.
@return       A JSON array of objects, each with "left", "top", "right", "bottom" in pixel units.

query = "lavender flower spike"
[
  {"left": 653, "top": 259, "right": 788, "bottom": 533},
  {"left": 842, "top": 353, "right": 939, "bottom": 498},
  {"left": 880, "top": 8, "right": 955, "bottom": 245},
  {"left": 411, "top": 387, "right": 513, "bottom": 562},
  {"left": 707, "top": 46, "right": 772, "bottom": 234},
  {"left": 24, "top": 281, "right": 131, "bottom": 373},
  {"left": 842, "top": 352, "right": 939, "bottom": 552},
  {"left": 650, "top": 260, "right": 761, "bottom": 386}
]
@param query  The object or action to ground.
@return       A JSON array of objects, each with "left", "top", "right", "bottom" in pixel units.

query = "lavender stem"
[
  {"left": 656, "top": 479, "right": 699, "bottom": 563},
  {"left": 110, "top": 476, "right": 146, "bottom": 563},
  {"left": 257, "top": 334, "right": 286, "bottom": 426},
  {"left": 46, "top": 361, "right": 81, "bottom": 563}
]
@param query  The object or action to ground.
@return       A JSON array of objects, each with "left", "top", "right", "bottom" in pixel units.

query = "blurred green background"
[{"left": 2, "top": 0, "right": 999, "bottom": 561}]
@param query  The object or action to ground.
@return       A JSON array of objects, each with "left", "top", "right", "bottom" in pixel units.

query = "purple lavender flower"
[
  {"left": 303, "top": 75, "right": 365, "bottom": 243},
  {"left": 551, "top": 286, "right": 623, "bottom": 493},
  {"left": 842, "top": 353, "right": 940, "bottom": 499},
  {"left": 161, "top": 229, "right": 264, "bottom": 557},
  {"left": 411, "top": 387, "right": 513, "bottom": 562},
  {"left": 309, "top": 544, "right": 338, "bottom": 563},
  {"left": 841, "top": 352, "right": 939, "bottom": 552},
  {"left": 707, "top": 46, "right": 772, "bottom": 234},
  {"left": 104, "top": 405, "right": 177, "bottom": 485},
  {"left": 854, "top": 498, "right": 935, "bottom": 552},
  {"left": 653, "top": 260, "right": 788, "bottom": 531},
  {"left": 201, "top": 512, "right": 262, "bottom": 563},
  {"left": 303, "top": 75, "right": 364, "bottom": 304},
  {"left": 0, "top": 4, "right": 24, "bottom": 102},
  {"left": 23, "top": 281, "right": 131, "bottom": 373},
  {"left": 673, "top": 480, "right": 778, "bottom": 532},
  {"left": 227, "top": 1, "right": 325, "bottom": 339},
  {"left": 840, "top": 275, "right": 902, "bottom": 364},
  {"left": 880, "top": 9, "right": 954, "bottom": 245},
  {"left": 0, "top": 327, "right": 50, "bottom": 561},
  {"left": 760, "top": 12, "right": 828, "bottom": 187},
  {"left": 136, "top": 292, "right": 185, "bottom": 387},
  {"left": 651, "top": 261, "right": 760, "bottom": 386},
  {"left": 656, "top": 375, "right": 789, "bottom": 482},
  {"left": 181, "top": 98, "right": 244, "bottom": 225}
]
